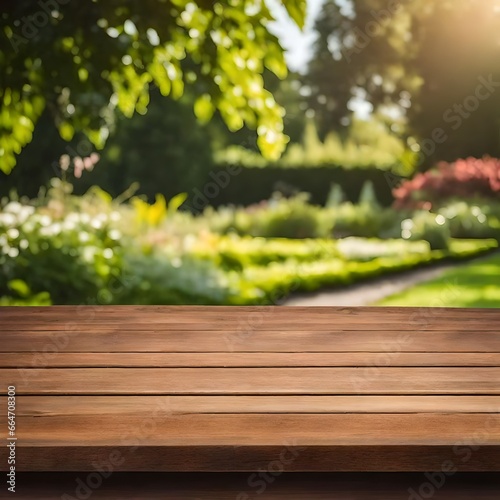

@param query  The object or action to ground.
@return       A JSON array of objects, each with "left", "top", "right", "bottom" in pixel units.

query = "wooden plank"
[
  {"left": 3, "top": 320, "right": 499, "bottom": 332},
  {"left": 3, "top": 305, "right": 499, "bottom": 318},
  {"left": 11, "top": 445, "right": 500, "bottom": 472},
  {"left": 1, "top": 306, "right": 498, "bottom": 331},
  {"left": 6, "top": 414, "right": 500, "bottom": 447},
  {"left": 2, "top": 352, "right": 500, "bottom": 367},
  {"left": 3, "top": 367, "right": 500, "bottom": 394},
  {"left": 3, "top": 330, "right": 500, "bottom": 352},
  {"left": 10, "top": 395, "right": 500, "bottom": 415},
  {"left": 5, "top": 322, "right": 498, "bottom": 332},
  {"left": 12, "top": 472, "right": 500, "bottom": 499}
]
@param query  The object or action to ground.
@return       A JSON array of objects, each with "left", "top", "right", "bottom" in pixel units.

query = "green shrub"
[
  {"left": 439, "top": 202, "right": 500, "bottom": 240},
  {"left": 115, "top": 252, "right": 232, "bottom": 305},
  {"left": 358, "top": 180, "right": 380, "bottom": 207},
  {"left": 0, "top": 201, "right": 124, "bottom": 304},
  {"left": 192, "top": 234, "right": 339, "bottom": 270},
  {"left": 325, "top": 183, "right": 345, "bottom": 208},
  {"left": 209, "top": 194, "right": 332, "bottom": 239},
  {"left": 206, "top": 165, "right": 399, "bottom": 207},
  {"left": 256, "top": 195, "right": 330, "bottom": 239},
  {"left": 231, "top": 238, "right": 497, "bottom": 304},
  {"left": 401, "top": 211, "right": 450, "bottom": 250},
  {"left": 330, "top": 203, "right": 403, "bottom": 239}
]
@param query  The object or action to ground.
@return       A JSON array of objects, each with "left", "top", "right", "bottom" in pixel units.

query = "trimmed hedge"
[
  {"left": 230, "top": 238, "right": 499, "bottom": 304},
  {"left": 197, "top": 164, "right": 401, "bottom": 208}
]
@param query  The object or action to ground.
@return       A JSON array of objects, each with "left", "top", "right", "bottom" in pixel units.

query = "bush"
[
  {"left": 205, "top": 164, "right": 400, "bottom": 208},
  {"left": 255, "top": 195, "right": 330, "bottom": 239},
  {"left": 0, "top": 193, "right": 231, "bottom": 306},
  {"left": 115, "top": 252, "right": 232, "bottom": 305},
  {"left": 439, "top": 202, "right": 500, "bottom": 240},
  {"left": 232, "top": 238, "right": 498, "bottom": 304},
  {"left": 191, "top": 234, "right": 339, "bottom": 270},
  {"left": 203, "top": 194, "right": 333, "bottom": 239},
  {"left": 0, "top": 201, "right": 124, "bottom": 304},
  {"left": 401, "top": 211, "right": 450, "bottom": 250},
  {"left": 394, "top": 157, "right": 500, "bottom": 209},
  {"left": 330, "top": 203, "right": 404, "bottom": 239}
]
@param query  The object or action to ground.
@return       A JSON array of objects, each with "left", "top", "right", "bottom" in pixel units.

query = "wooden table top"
[
  {"left": 1, "top": 306, "right": 499, "bottom": 473},
  {"left": 12, "top": 473, "right": 500, "bottom": 499}
]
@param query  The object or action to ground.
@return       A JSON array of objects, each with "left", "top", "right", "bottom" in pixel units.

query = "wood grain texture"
[
  {"left": 3, "top": 367, "right": 500, "bottom": 394},
  {"left": 9, "top": 446, "right": 500, "bottom": 472},
  {"left": 1, "top": 305, "right": 499, "bottom": 474},
  {"left": 3, "top": 330, "right": 500, "bottom": 352},
  {"left": 2, "top": 352, "right": 500, "bottom": 367},
  {"left": 13, "top": 473, "right": 500, "bottom": 499},
  {"left": 9, "top": 395, "right": 500, "bottom": 415},
  {"left": 1, "top": 306, "right": 498, "bottom": 330},
  {"left": 6, "top": 414, "right": 500, "bottom": 447}
]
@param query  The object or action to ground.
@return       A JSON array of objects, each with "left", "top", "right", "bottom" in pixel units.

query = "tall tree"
[
  {"left": 304, "top": 0, "right": 416, "bottom": 140},
  {"left": 0, "top": 0, "right": 307, "bottom": 172},
  {"left": 406, "top": 0, "right": 500, "bottom": 164},
  {"left": 304, "top": 0, "right": 500, "bottom": 165}
]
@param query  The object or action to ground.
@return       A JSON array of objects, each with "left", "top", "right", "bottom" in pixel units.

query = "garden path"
[{"left": 284, "top": 252, "right": 498, "bottom": 307}]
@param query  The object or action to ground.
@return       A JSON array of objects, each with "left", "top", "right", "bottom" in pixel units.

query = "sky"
[
  {"left": 268, "top": 0, "right": 372, "bottom": 117},
  {"left": 268, "top": 0, "right": 326, "bottom": 73}
]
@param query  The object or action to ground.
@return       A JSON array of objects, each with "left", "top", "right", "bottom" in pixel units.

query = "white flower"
[
  {"left": 103, "top": 248, "right": 114, "bottom": 259},
  {"left": 90, "top": 219, "right": 102, "bottom": 230},
  {"left": 8, "top": 248, "right": 19, "bottom": 258},
  {"left": 82, "top": 246, "right": 96, "bottom": 261},
  {"left": 7, "top": 228, "right": 19, "bottom": 239},
  {"left": 65, "top": 213, "right": 80, "bottom": 225},
  {"left": 39, "top": 215, "right": 51, "bottom": 227},
  {"left": 0, "top": 213, "right": 16, "bottom": 227},
  {"left": 401, "top": 219, "right": 414, "bottom": 231},
  {"left": 4, "top": 202, "right": 22, "bottom": 214},
  {"left": 18, "top": 206, "right": 34, "bottom": 223},
  {"left": 62, "top": 220, "right": 77, "bottom": 231},
  {"left": 79, "top": 232, "right": 90, "bottom": 243},
  {"left": 110, "top": 211, "right": 121, "bottom": 222},
  {"left": 109, "top": 229, "right": 121, "bottom": 240},
  {"left": 19, "top": 239, "right": 29, "bottom": 250},
  {"left": 435, "top": 215, "right": 446, "bottom": 226}
]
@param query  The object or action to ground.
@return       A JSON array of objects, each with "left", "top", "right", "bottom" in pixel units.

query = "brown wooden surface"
[
  {"left": 4, "top": 367, "right": 500, "bottom": 394},
  {"left": 0, "top": 306, "right": 499, "bottom": 473},
  {"left": 2, "top": 352, "right": 500, "bottom": 367},
  {"left": 10, "top": 473, "right": 500, "bottom": 500},
  {"left": 10, "top": 395, "right": 500, "bottom": 414}
]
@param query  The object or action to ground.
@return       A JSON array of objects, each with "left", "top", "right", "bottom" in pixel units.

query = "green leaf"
[
  {"left": 59, "top": 121, "right": 75, "bottom": 141},
  {"left": 8, "top": 279, "right": 31, "bottom": 298},
  {"left": 168, "top": 192, "right": 188, "bottom": 213},
  {"left": 86, "top": 185, "right": 113, "bottom": 204},
  {"left": 194, "top": 94, "right": 215, "bottom": 123},
  {"left": 281, "top": 0, "right": 307, "bottom": 30}
]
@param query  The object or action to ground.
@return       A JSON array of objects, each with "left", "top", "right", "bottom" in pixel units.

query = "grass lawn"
[{"left": 377, "top": 252, "right": 500, "bottom": 308}]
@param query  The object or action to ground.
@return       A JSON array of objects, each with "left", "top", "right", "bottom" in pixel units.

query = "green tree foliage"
[
  {"left": 303, "top": 0, "right": 415, "bottom": 139},
  {"left": 304, "top": 0, "right": 500, "bottom": 165},
  {"left": 76, "top": 87, "right": 215, "bottom": 201},
  {"left": 0, "top": 0, "right": 307, "bottom": 173}
]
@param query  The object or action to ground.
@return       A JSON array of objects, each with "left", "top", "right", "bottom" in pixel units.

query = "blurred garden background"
[{"left": 1, "top": 0, "right": 499, "bottom": 307}]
